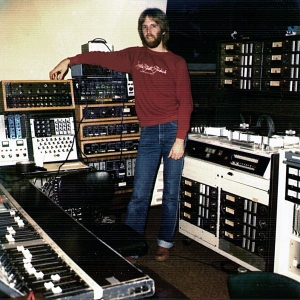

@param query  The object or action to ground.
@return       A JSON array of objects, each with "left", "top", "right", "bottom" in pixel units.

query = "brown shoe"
[{"left": 155, "top": 246, "right": 170, "bottom": 262}]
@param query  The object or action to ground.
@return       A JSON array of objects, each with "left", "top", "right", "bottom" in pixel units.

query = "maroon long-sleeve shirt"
[{"left": 69, "top": 46, "right": 193, "bottom": 139}]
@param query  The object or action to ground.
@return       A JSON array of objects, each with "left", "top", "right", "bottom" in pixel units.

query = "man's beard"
[{"left": 142, "top": 32, "right": 163, "bottom": 48}]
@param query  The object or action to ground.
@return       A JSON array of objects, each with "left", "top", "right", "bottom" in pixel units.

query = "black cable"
[
  {"left": 54, "top": 114, "right": 83, "bottom": 180},
  {"left": 88, "top": 38, "right": 112, "bottom": 52},
  {"left": 55, "top": 132, "right": 76, "bottom": 179},
  {"left": 74, "top": 102, "right": 99, "bottom": 172}
]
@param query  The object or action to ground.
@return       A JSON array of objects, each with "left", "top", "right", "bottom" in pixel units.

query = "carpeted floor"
[{"left": 131, "top": 206, "right": 234, "bottom": 300}]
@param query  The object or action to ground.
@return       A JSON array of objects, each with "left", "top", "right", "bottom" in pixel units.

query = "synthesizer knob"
[
  {"left": 257, "top": 246, "right": 265, "bottom": 255},
  {"left": 259, "top": 206, "right": 268, "bottom": 215},
  {"left": 258, "top": 232, "right": 266, "bottom": 241},
  {"left": 210, "top": 212, "right": 217, "bottom": 219},
  {"left": 259, "top": 219, "right": 267, "bottom": 229},
  {"left": 210, "top": 225, "right": 216, "bottom": 231}
]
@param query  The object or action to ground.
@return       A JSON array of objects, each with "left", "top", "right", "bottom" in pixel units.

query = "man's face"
[{"left": 141, "top": 16, "right": 163, "bottom": 49}]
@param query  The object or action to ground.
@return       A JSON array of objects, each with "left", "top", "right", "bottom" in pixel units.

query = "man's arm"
[
  {"left": 49, "top": 58, "right": 71, "bottom": 80},
  {"left": 50, "top": 49, "right": 133, "bottom": 80},
  {"left": 175, "top": 59, "right": 193, "bottom": 140}
]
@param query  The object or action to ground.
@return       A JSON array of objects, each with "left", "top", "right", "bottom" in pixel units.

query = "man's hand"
[
  {"left": 168, "top": 138, "right": 185, "bottom": 160},
  {"left": 49, "top": 58, "right": 70, "bottom": 80}
]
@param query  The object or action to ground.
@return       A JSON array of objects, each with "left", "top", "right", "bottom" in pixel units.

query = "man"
[{"left": 49, "top": 8, "right": 193, "bottom": 263}]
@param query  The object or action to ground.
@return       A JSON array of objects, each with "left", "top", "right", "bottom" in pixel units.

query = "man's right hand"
[{"left": 49, "top": 58, "right": 70, "bottom": 80}]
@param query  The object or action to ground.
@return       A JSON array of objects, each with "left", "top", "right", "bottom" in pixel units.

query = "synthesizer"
[
  {"left": 0, "top": 181, "right": 154, "bottom": 299},
  {"left": 0, "top": 80, "right": 75, "bottom": 112}
]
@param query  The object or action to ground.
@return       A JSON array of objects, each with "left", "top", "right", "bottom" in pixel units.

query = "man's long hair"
[{"left": 138, "top": 8, "right": 170, "bottom": 49}]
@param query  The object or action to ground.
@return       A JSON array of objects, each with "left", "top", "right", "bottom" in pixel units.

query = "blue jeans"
[{"left": 125, "top": 121, "right": 184, "bottom": 249}]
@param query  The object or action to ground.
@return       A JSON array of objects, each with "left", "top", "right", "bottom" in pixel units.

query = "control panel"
[
  {"left": 219, "top": 190, "right": 270, "bottom": 258},
  {"left": 180, "top": 136, "right": 279, "bottom": 272},
  {"left": 185, "top": 138, "right": 271, "bottom": 177},
  {"left": 181, "top": 178, "right": 218, "bottom": 235},
  {"left": 0, "top": 138, "right": 28, "bottom": 165},
  {"left": 0, "top": 80, "right": 75, "bottom": 111},
  {"left": 72, "top": 76, "right": 129, "bottom": 103},
  {"left": 30, "top": 115, "right": 78, "bottom": 163},
  {"left": 274, "top": 150, "right": 300, "bottom": 282},
  {"left": 88, "top": 158, "right": 135, "bottom": 190},
  {"left": 219, "top": 36, "right": 300, "bottom": 92},
  {"left": 75, "top": 103, "right": 136, "bottom": 122},
  {"left": 284, "top": 151, "right": 300, "bottom": 204},
  {"left": 81, "top": 138, "right": 139, "bottom": 157},
  {"left": 75, "top": 102, "right": 139, "bottom": 159},
  {"left": 78, "top": 120, "right": 139, "bottom": 140}
]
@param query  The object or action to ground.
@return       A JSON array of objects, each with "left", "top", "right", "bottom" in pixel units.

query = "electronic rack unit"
[{"left": 0, "top": 80, "right": 75, "bottom": 112}]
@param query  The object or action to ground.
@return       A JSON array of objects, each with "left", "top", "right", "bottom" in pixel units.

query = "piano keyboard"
[
  {"left": 0, "top": 200, "right": 96, "bottom": 299},
  {"left": 0, "top": 183, "right": 155, "bottom": 299}
]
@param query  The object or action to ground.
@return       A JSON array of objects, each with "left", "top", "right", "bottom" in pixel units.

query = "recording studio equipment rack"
[
  {"left": 72, "top": 75, "right": 130, "bottom": 104},
  {"left": 274, "top": 150, "right": 300, "bottom": 282},
  {"left": 74, "top": 100, "right": 140, "bottom": 196},
  {"left": 75, "top": 102, "right": 139, "bottom": 158},
  {"left": 219, "top": 36, "right": 300, "bottom": 93},
  {"left": 180, "top": 134, "right": 279, "bottom": 271},
  {"left": 0, "top": 80, "right": 75, "bottom": 112},
  {"left": 0, "top": 110, "right": 82, "bottom": 169},
  {"left": 70, "top": 39, "right": 138, "bottom": 206},
  {"left": 0, "top": 80, "right": 84, "bottom": 170},
  {"left": 0, "top": 78, "right": 155, "bottom": 299}
]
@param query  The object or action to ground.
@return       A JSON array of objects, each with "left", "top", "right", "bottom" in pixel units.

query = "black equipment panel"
[
  {"left": 185, "top": 139, "right": 270, "bottom": 176},
  {"left": 0, "top": 80, "right": 75, "bottom": 111}
]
